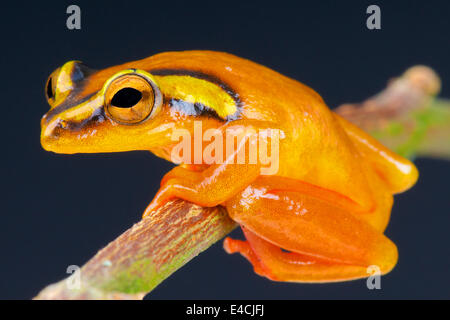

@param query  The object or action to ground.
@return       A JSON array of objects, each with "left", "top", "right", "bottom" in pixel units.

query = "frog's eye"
[
  {"left": 105, "top": 74, "right": 161, "bottom": 124},
  {"left": 45, "top": 68, "right": 60, "bottom": 103}
]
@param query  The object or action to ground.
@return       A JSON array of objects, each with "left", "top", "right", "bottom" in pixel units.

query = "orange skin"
[{"left": 41, "top": 51, "right": 418, "bottom": 282}]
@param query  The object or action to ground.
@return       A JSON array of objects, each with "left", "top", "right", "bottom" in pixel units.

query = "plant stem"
[{"left": 34, "top": 200, "right": 236, "bottom": 299}]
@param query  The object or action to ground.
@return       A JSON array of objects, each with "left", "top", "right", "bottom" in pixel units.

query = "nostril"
[{"left": 59, "top": 120, "right": 68, "bottom": 129}]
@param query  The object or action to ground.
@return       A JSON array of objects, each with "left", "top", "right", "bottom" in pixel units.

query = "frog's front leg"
[
  {"left": 142, "top": 161, "right": 260, "bottom": 217},
  {"left": 223, "top": 178, "right": 398, "bottom": 282},
  {"left": 143, "top": 120, "right": 276, "bottom": 217}
]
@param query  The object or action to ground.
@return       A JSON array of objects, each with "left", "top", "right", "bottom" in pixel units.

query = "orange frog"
[{"left": 41, "top": 51, "right": 418, "bottom": 282}]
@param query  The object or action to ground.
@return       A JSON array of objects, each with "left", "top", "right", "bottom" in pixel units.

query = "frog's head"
[{"left": 41, "top": 59, "right": 239, "bottom": 159}]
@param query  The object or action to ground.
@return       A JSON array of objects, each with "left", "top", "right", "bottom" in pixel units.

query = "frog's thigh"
[
  {"left": 334, "top": 113, "right": 418, "bottom": 194},
  {"left": 224, "top": 185, "right": 398, "bottom": 282}
]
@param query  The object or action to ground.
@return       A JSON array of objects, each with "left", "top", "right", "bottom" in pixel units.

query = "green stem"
[{"left": 368, "top": 99, "right": 450, "bottom": 160}]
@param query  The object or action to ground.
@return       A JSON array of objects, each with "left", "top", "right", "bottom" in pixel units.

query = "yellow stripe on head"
[{"left": 153, "top": 71, "right": 239, "bottom": 120}]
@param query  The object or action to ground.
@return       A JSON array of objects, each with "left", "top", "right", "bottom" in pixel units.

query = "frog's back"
[
  {"left": 87, "top": 51, "right": 414, "bottom": 214},
  {"left": 118, "top": 51, "right": 393, "bottom": 212},
  {"left": 146, "top": 51, "right": 416, "bottom": 219}
]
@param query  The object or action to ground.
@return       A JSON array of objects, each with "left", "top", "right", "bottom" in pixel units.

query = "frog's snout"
[
  {"left": 41, "top": 60, "right": 101, "bottom": 154},
  {"left": 40, "top": 117, "right": 65, "bottom": 152}
]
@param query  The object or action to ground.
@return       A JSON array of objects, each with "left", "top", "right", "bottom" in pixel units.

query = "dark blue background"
[{"left": 1, "top": 1, "right": 449, "bottom": 299}]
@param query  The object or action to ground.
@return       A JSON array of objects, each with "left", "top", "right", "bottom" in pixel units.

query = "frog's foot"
[
  {"left": 143, "top": 164, "right": 217, "bottom": 217},
  {"left": 223, "top": 236, "right": 268, "bottom": 278},
  {"left": 224, "top": 227, "right": 395, "bottom": 283}
]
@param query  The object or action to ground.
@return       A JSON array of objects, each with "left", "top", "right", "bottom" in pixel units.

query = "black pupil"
[
  {"left": 111, "top": 87, "right": 142, "bottom": 108},
  {"left": 46, "top": 77, "right": 54, "bottom": 99}
]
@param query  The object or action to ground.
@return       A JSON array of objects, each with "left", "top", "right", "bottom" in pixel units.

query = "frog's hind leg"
[
  {"left": 223, "top": 180, "right": 398, "bottom": 282},
  {"left": 224, "top": 228, "right": 380, "bottom": 282},
  {"left": 334, "top": 113, "right": 418, "bottom": 194}
]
